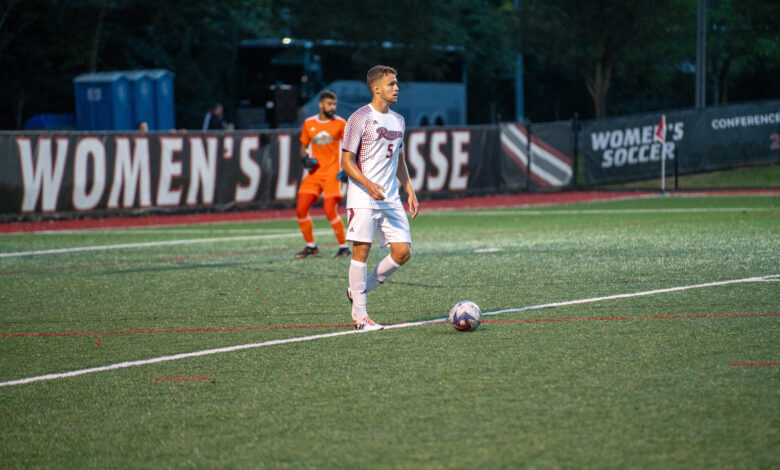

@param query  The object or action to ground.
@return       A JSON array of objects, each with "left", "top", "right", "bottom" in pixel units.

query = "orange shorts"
[{"left": 298, "top": 174, "right": 342, "bottom": 200}]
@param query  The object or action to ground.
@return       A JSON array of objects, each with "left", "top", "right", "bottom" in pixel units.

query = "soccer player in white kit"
[{"left": 341, "top": 65, "right": 419, "bottom": 331}]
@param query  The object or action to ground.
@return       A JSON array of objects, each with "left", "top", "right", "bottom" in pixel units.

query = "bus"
[{"left": 234, "top": 38, "right": 467, "bottom": 128}]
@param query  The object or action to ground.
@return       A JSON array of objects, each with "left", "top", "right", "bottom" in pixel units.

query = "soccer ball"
[{"left": 449, "top": 301, "right": 482, "bottom": 332}]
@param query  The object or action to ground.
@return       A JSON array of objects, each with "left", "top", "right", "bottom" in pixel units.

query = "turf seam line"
[
  {"left": 729, "top": 362, "right": 780, "bottom": 367},
  {"left": 0, "top": 230, "right": 332, "bottom": 258},
  {"left": 3, "top": 314, "right": 777, "bottom": 339},
  {"left": 152, "top": 376, "right": 210, "bottom": 382},
  {"left": 1, "top": 273, "right": 776, "bottom": 388}
]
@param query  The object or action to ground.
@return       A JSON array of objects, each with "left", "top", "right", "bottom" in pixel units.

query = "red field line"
[
  {"left": 4, "top": 189, "right": 778, "bottom": 234},
  {"left": 3, "top": 313, "right": 776, "bottom": 339},
  {"left": 0, "top": 323, "right": 355, "bottom": 338},
  {"left": 152, "top": 376, "right": 210, "bottom": 382},
  {"left": 0, "top": 192, "right": 650, "bottom": 233},
  {"left": 482, "top": 312, "right": 780, "bottom": 323},
  {"left": 0, "top": 247, "right": 289, "bottom": 276},
  {"left": 729, "top": 362, "right": 780, "bottom": 367}
]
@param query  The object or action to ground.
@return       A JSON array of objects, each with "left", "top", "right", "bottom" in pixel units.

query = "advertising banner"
[
  {"left": 0, "top": 126, "right": 513, "bottom": 220},
  {"left": 582, "top": 100, "right": 780, "bottom": 184},
  {"left": 499, "top": 121, "right": 573, "bottom": 190}
]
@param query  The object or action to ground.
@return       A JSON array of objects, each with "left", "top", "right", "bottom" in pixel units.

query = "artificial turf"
[{"left": 0, "top": 195, "right": 778, "bottom": 468}]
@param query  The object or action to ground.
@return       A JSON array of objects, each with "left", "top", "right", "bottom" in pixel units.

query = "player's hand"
[
  {"left": 407, "top": 193, "right": 419, "bottom": 219},
  {"left": 365, "top": 181, "right": 386, "bottom": 200},
  {"left": 301, "top": 157, "right": 319, "bottom": 170},
  {"left": 337, "top": 170, "right": 348, "bottom": 183}
]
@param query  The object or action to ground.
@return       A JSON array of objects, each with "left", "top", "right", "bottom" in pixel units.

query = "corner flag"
[
  {"left": 656, "top": 114, "right": 667, "bottom": 194},
  {"left": 654, "top": 114, "right": 666, "bottom": 143}
]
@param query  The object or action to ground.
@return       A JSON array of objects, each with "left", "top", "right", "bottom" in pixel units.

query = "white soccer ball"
[{"left": 449, "top": 301, "right": 482, "bottom": 332}]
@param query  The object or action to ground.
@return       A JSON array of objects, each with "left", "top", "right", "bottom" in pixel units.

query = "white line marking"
[
  {"left": 0, "top": 230, "right": 331, "bottom": 258},
  {"left": 30, "top": 228, "right": 295, "bottom": 235},
  {"left": 1, "top": 274, "right": 776, "bottom": 388},
  {"left": 474, "top": 248, "right": 502, "bottom": 253},
  {"left": 429, "top": 207, "right": 776, "bottom": 216}
]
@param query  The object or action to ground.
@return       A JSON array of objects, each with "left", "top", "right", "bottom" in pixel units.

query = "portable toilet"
[
  {"left": 125, "top": 70, "right": 156, "bottom": 129},
  {"left": 148, "top": 69, "right": 175, "bottom": 130},
  {"left": 73, "top": 72, "right": 133, "bottom": 130}
]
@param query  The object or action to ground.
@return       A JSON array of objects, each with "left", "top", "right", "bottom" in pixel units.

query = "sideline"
[{"left": 0, "top": 230, "right": 331, "bottom": 258}]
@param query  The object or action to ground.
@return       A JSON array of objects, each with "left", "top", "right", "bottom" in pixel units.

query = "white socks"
[
  {"left": 349, "top": 260, "right": 368, "bottom": 323},
  {"left": 349, "top": 255, "right": 402, "bottom": 323},
  {"left": 366, "top": 255, "right": 401, "bottom": 293}
]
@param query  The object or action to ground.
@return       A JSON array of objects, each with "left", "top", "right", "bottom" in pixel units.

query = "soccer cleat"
[
  {"left": 294, "top": 246, "right": 319, "bottom": 258},
  {"left": 354, "top": 317, "right": 384, "bottom": 331},
  {"left": 346, "top": 288, "right": 353, "bottom": 305},
  {"left": 334, "top": 247, "right": 351, "bottom": 258}
]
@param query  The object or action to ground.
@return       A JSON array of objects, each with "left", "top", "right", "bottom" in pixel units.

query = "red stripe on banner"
[
  {"left": 729, "top": 362, "right": 780, "bottom": 367},
  {"left": 499, "top": 141, "right": 552, "bottom": 187},
  {"left": 153, "top": 376, "right": 210, "bottom": 382},
  {"left": 529, "top": 135, "right": 573, "bottom": 166},
  {"left": 513, "top": 123, "right": 527, "bottom": 137}
]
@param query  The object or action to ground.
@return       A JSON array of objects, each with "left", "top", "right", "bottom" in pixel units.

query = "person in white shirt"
[{"left": 341, "top": 65, "right": 419, "bottom": 331}]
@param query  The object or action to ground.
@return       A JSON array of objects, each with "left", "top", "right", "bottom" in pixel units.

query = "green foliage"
[
  {"left": 0, "top": 0, "right": 274, "bottom": 129},
  {"left": 1, "top": 0, "right": 779, "bottom": 128}
]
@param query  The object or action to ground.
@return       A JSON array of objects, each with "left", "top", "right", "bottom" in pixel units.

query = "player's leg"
[
  {"left": 365, "top": 242, "right": 409, "bottom": 293},
  {"left": 294, "top": 193, "right": 319, "bottom": 258},
  {"left": 345, "top": 209, "right": 382, "bottom": 331},
  {"left": 294, "top": 178, "right": 323, "bottom": 258},
  {"left": 365, "top": 206, "right": 412, "bottom": 293},
  {"left": 322, "top": 194, "right": 350, "bottom": 258}
]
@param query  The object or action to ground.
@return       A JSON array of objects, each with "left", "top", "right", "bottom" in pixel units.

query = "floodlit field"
[{"left": 0, "top": 195, "right": 778, "bottom": 469}]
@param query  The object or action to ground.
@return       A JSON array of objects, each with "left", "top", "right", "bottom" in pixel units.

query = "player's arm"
[
  {"left": 341, "top": 150, "right": 385, "bottom": 201},
  {"left": 396, "top": 150, "right": 419, "bottom": 219},
  {"left": 299, "top": 131, "right": 318, "bottom": 170}
]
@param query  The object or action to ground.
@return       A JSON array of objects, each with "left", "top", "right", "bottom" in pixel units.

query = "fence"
[{"left": 1, "top": 99, "right": 777, "bottom": 221}]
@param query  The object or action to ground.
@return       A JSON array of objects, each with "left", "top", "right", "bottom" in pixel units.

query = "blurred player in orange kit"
[{"left": 294, "top": 90, "right": 351, "bottom": 258}]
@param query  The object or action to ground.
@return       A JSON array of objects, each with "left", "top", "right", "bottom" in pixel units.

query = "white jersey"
[{"left": 342, "top": 104, "right": 405, "bottom": 210}]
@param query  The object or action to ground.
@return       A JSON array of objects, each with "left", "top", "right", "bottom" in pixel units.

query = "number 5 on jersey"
[{"left": 386, "top": 143, "right": 394, "bottom": 158}]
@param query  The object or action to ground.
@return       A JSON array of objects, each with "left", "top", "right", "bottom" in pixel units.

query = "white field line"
[
  {"left": 428, "top": 207, "right": 776, "bottom": 216},
  {"left": 0, "top": 230, "right": 331, "bottom": 259},
  {"left": 1, "top": 273, "right": 776, "bottom": 388},
  {"left": 32, "top": 228, "right": 295, "bottom": 235}
]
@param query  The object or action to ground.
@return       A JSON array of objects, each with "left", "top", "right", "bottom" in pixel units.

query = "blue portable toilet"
[
  {"left": 125, "top": 71, "right": 156, "bottom": 129},
  {"left": 148, "top": 69, "right": 175, "bottom": 130},
  {"left": 73, "top": 72, "right": 133, "bottom": 130}
]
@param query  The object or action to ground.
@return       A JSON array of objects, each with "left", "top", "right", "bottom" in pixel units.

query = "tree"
[
  {"left": 708, "top": 0, "right": 780, "bottom": 104},
  {"left": 522, "top": 0, "right": 691, "bottom": 118},
  {"left": 0, "top": 0, "right": 273, "bottom": 129}
]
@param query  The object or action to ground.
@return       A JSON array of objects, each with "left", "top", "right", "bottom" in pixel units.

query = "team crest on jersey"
[
  {"left": 312, "top": 130, "right": 334, "bottom": 146},
  {"left": 376, "top": 127, "right": 402, "bottom": 141}
]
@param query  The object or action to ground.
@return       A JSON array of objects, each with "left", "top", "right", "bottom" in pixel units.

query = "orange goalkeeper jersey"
[{"left": 300, "top": 115, "right": 346, "bottom": 177}]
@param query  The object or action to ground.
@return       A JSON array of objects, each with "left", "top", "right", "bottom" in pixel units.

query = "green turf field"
[
  {"left": 600, "top": 163, "right": 780, "bottom": 190},
  {"left": 1, "top": 195, "right": 778, "bottom": 469}
]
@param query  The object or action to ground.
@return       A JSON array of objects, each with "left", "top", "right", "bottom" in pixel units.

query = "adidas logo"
[
  {"left": 349, "top": 227, "right": 355, "bottom": 232},
  {"left": 373, "top": 120, "right": 378, "bottom": 124}
]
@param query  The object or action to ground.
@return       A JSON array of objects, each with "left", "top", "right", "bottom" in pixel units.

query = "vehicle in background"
[{"left": 235, "top": 38, "right": 466, "bottom": 129}]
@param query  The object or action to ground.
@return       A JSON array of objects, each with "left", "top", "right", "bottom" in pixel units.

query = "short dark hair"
[
  {"left": 366, "top": 65, "right": 397, "bottom": 91},
  {"left": 319, "top": 90, "right": 337, "bottom": 101}
]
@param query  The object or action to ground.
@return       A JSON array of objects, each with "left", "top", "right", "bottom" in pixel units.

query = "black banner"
[
  {"left": 582, "top": 100, "right": 780, "bottom": 184},
  {"left": 0, "top": 126, "right": 522, "bottom": 220}
]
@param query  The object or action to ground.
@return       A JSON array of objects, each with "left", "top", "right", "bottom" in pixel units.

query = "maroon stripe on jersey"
[{"left": 356, "top": 138, "right": 363, "bottom": 172}]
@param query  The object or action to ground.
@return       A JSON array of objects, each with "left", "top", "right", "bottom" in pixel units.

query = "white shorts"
[{"left": 346, "top": 207, "right": 412, "bottom": 248}]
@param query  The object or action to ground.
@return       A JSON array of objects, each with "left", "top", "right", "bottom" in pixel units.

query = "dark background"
[{"left": 1, "top": 0, "right": 778, "bottom": 130}]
